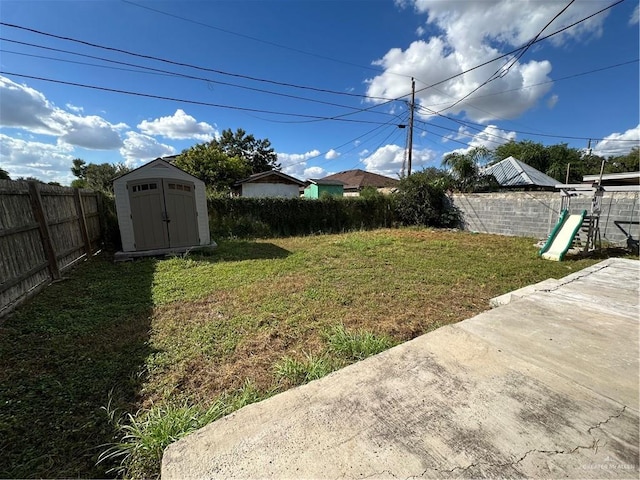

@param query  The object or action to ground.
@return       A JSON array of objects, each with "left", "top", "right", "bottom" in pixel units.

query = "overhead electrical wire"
[
  {"left": 278, "top": 115, "right": 410, "bottom": 170},
  {"left": 423, "top": 59, "right": 639, "bottom": 108},
  {"left": 0, "top": 37, "right": 400, "bottom": 117},
  {"left": 0, "top": 21, "right": 394, "bottom": 102},
  {"left": 0, "top": 0, "right": 630, "bottom": 149},
  {"left": 434, "top": 0, "right": 577, "bottom": 114},
  {"left": 411, "top": 0, "right": 626, "bottom": 98},
  {"left": 120, "top": 0, "right": 414, "bottom": 79},
  {"left": 0, "top": 0, "right": 626, "bottom": 107},
  {"left": 0, "top": 70, "right": 398, "bottom": 125}
]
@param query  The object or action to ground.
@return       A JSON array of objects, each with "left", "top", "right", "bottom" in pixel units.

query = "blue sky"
[{"left": 0, "top": 0, "right": 638, "bottom": 185}]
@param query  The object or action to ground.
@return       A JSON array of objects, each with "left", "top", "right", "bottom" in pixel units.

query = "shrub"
[
  {"left": 208, "top": 196, "right": 395, "bottom": 239},
  {"left": 394, "top": 169, "right": 460, "bottom": 228}
]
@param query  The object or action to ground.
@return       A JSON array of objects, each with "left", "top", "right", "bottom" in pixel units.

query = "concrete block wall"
[{"left": 451, "top": 191, "right": 639, "bottom": 245}]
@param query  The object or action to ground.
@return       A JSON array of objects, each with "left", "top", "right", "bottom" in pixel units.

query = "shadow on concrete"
[{"left": 0, "top": 252, "right": 155, "bottom": 478}]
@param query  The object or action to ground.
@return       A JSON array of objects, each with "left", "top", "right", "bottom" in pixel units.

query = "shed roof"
[
  {"left": 482, "top": 156, "right": 559, "bottom": 188},
  {"left": 320, "top": 169, "right": 399, "bottom": 190},
  {"left": 234, "top": 170, "right": 305, "bottom": 186},
  {"left": 113, "top": 157, "right": 202, "bottom": 184}
]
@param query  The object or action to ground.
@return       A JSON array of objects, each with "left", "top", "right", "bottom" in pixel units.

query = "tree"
[
  {"left": 0, "top": 167, "right": 10, "bottom": 180},
  {"left": 493, "top": 140, "right": 551, "bottom": 173},
  {"left": 493, "top": 140, "right": 585, "bottom": 182},
  {"left": 442, "top": 146, "right": 493, "bottom": 192},
  {"left": 174, "top": 142, "right": 250, "bottom": 193},
  {"left": 70, "top": 160, "right": 130, "bottom": 194},
  {"left": 394, "top": 168, "right": 459, "bottom": 227},
  {"left": 606, "top": 147, "right": 639, "bottom": 174},
  {"left": 545, "top": 143, "right": 583, "bottom": 182},
  {"left": 71, "top": 158, "right": 88, "bottom": 180},
  {"left": 214, "top": 128, "right": 280, "bottom": 174}
]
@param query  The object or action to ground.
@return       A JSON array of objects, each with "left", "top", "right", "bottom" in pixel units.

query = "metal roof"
[{"left": 483, "top": 156, "right": 559, "bottom": 188}]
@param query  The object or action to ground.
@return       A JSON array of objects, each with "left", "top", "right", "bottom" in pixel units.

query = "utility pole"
[{"left": 407, "top": 77, "right": 415, "bottom": 176}]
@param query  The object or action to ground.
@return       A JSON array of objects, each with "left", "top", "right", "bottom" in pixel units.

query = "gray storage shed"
[{"left": 113, "top": 158, "right": 210, "bottom": 253}]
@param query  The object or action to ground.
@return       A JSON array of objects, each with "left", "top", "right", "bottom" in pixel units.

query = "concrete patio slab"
[{"left": 162, "top": 258, "right": 639, "bottom": 479}]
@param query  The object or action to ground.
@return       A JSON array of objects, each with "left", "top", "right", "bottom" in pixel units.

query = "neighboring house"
[
  {"left": 303, "top": 179, "right": 344, "bottom": 198},
  {"left": 233, "top": 170, "right": 305, "bottom": 198},
  {"left": 113, "top": 158, "right": 210, "bottom": 253},
  {"left": 482, "top": 156, "right": 559, "bottom": 190},
  {"left": 320, "top": 169, "right": 399, "bottom": 196}
]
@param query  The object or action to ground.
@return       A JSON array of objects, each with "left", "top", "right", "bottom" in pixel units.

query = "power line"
[
  {"left": 0, "top": 71, "right": 397, "bottom": 125},
  {"left": 415, "top": 104, "right": 638, "bottom": 143},
  {"left": 424, "top": 59, "right": 639, "bottom": 108},
  {"left": 0, "top": 0, "right": 625, "bottom": 110},
  {"left": 281, "top": 115, "right": 409, "bottom": 170},
  {"left": 435, "top": 0, "right": 577, "bottom": 114},
  {"left": 411, "top": 0, "right": 626, "bottom": 98},
  {"left": 0, "top": 21, "right": 396, "bottom": 103},
  {"left": 0, "top": 37, "right": 399, "bottom": 118},
  {"left": 120, "top": 0, "right": 414, "bottom": 80}
]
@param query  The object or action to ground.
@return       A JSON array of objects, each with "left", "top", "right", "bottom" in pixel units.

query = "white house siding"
[
  {"left": 113, "top": 160, "right": 210, "bottom": 251},
  {"left": 241, "top": 183, "right": 300, "bottom": 198}
]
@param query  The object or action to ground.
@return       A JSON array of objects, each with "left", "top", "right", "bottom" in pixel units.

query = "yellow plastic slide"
[{"left": 538, "top": 209, "right": 586, "bottom": 261}]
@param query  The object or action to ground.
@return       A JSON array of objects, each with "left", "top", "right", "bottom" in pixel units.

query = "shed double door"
[{"left": 129, "top": 178, "right": 199, "bottom": 250}]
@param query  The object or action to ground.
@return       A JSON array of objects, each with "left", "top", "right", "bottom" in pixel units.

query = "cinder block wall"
[{"left": 451, "top": 191, "right": 639, "bottom": 245}]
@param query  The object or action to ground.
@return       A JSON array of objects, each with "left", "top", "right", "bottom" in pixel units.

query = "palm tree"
[{"left": 441, "top": 146, "right": 490, "bottom": 192}]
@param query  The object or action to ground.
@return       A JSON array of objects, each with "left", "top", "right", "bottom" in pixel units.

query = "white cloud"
[
  {"left": 456, "top": 124, "right": 516, "bottom": 148},
  {"left": 120, "top": 132, "right": 176, "bottom": 166},
  {"left": 278, "top": 149, "right": 321, "bottom": 179},
  {"left": 630, "top": 5, "right": 639, "bottom": 25},
  {"left": 0, "top": 134, "right": 76, "bottom": 184},
  {"left": 325, "top": 149, "right": 341, "bottom": 160},
  {"left": 546, "top": 94, "right": 559, "bottom": 109},
  {"left": 368, "top": 1, "right": 609, "bottom": 123},
  {"left": 137, "top": 109, "right": 217, "bottom": 141},
  {"left": 66, "top": 103, "right": 84, "bottom": 113},
  {"left": 360, "top": 144, "right": 435, "bottom": 177},
  {"left": 592, "top": 125, "right": 640, "bottom": 157},
  {"left": 0, "top": 75, "right": 126, "bottom": 150},
  {"left": 303, "top": 166, "right": 327, "bottom": 178},
  {"left": 58, "top": 115, "right": 125, "bottom": 150},
  {"left": 444, "top": 125, "right": 516, "bottom": 158},
  {"left": 416, "top": 25, "right": 426, "bottom": 36}
]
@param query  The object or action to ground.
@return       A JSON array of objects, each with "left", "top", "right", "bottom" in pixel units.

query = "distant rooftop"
[
  {"left": 234, "top": 170, "right": 305, "bottom": 186},
  {"left": 321, "top": 169, "right": 399, "bottom": 190}
]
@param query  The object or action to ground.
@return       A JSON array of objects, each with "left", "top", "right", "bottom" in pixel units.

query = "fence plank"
[
  {"left": 28, "top": 181, "right": 61, "bottom": 280},
  {"left": 74, "top": 188, "right": 92, "bottom": 255}
]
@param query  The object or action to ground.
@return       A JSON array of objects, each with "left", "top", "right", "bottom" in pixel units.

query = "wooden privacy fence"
[{"left": 0, "top": 180, "right": 103, "bottom": 317}]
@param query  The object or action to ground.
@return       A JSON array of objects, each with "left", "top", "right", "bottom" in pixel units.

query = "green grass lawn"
[{"left": 0, "top": 228, "right": 627, "bottom": 478}]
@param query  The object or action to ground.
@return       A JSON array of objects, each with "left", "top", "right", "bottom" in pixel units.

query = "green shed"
[{"left": 304, "top": 179, "right": 344, "bottom": 199}]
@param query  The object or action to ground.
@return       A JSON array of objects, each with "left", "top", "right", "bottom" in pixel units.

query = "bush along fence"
[
  {"left": 0, "top": 180, "right": 104, "bottom": 317},
  {"left": 208, "top": 196, "right": 398, "bottom": 239}
]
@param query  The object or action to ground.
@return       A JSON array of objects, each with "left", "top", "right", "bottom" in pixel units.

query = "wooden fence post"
[
  {"left": 74, "top": 188, "right": 92, "bottom": 256},
  {"left": 28, "top": 181, "right": 61, "bottom": 280}
]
